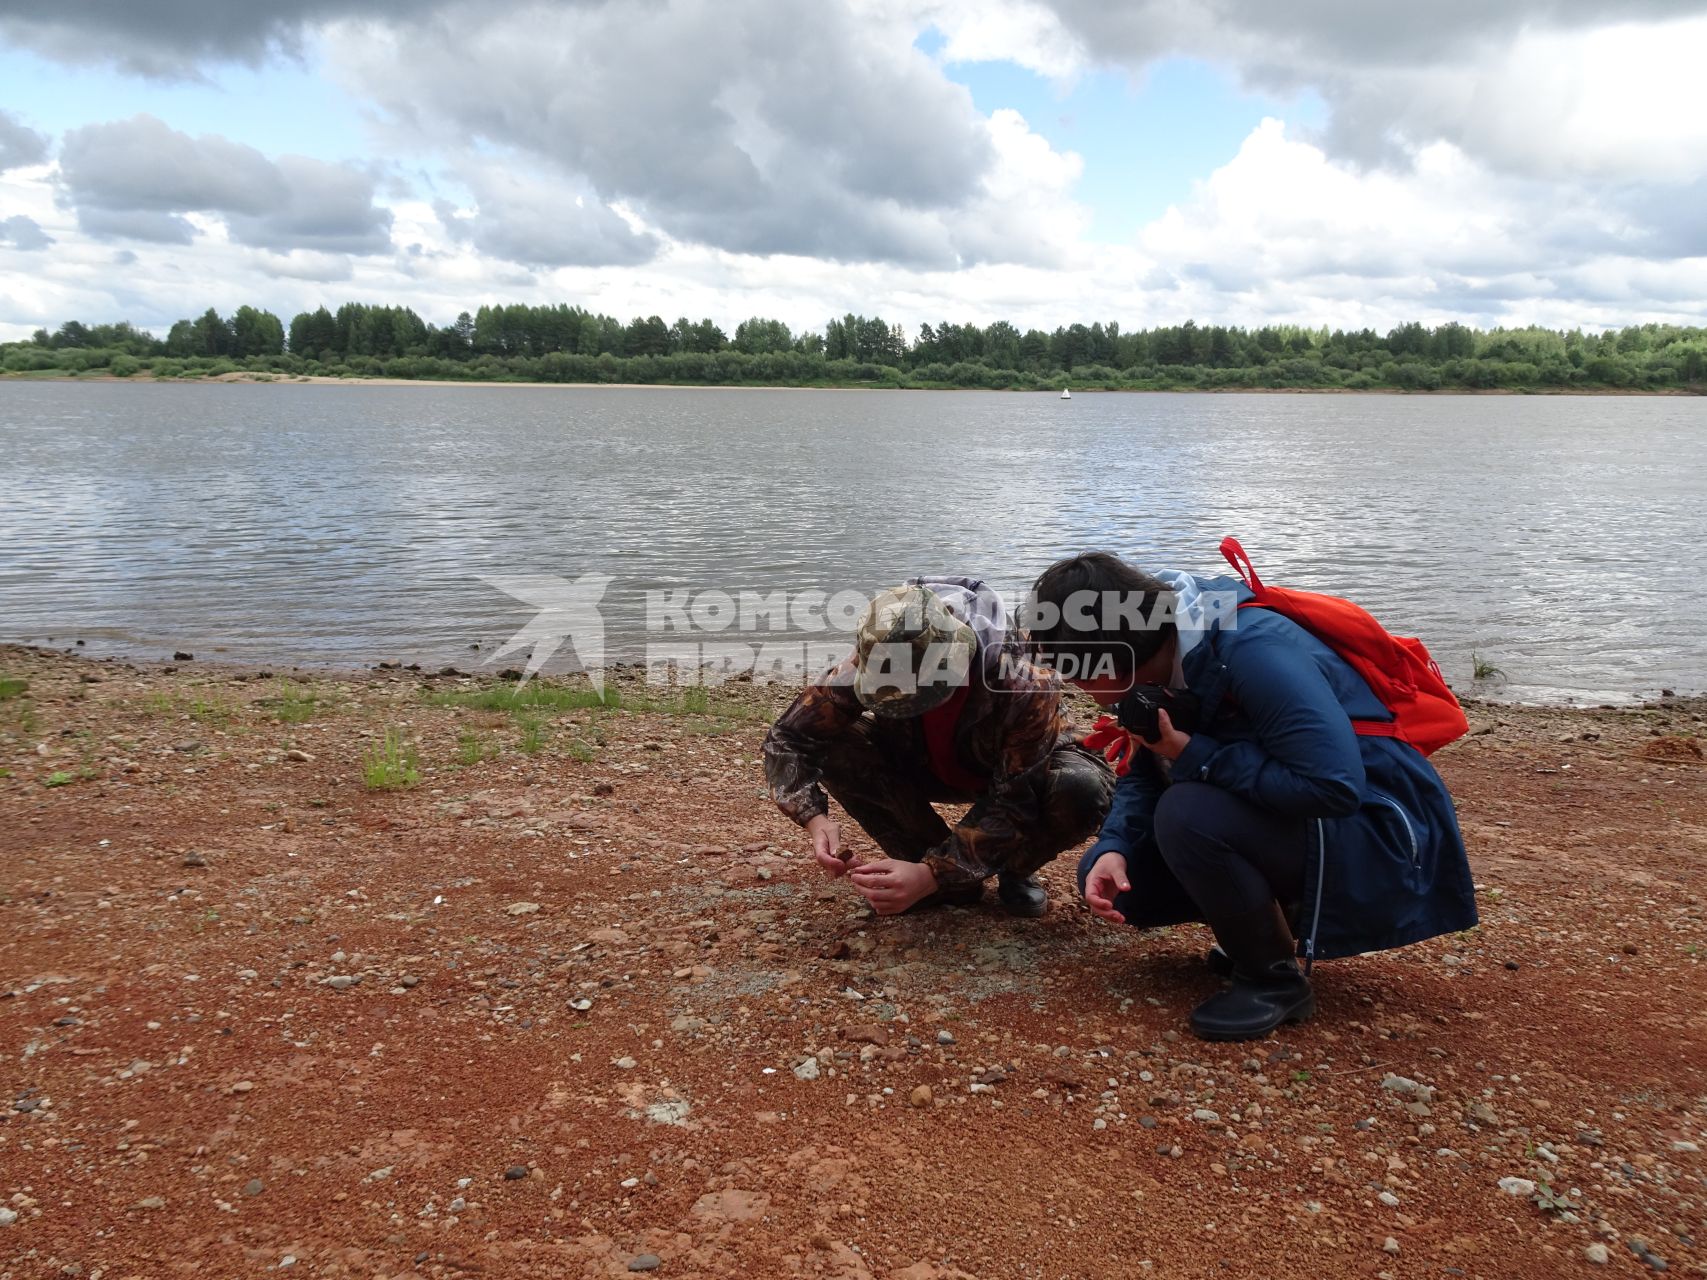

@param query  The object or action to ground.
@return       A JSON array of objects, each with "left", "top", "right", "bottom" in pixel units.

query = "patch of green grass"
[
  {"left": 265, "top": 684, "right": 330, "bottom": 724},
  {"left": 363, "top": 727, "right": 419, "bottom": 790},
  {"left": 517, "top": 715, "right": 547, "bottom": 755},
  {"left": 566, "top": 738, "right": 596, "bottom": 763},
  {"left": 627, "top": 686, "right": 764, "bottom": 720},
  {"left": 188, "top": 697, "right": 232, "bottom": 725},
  {"left": 43, "top": 769, "right": 77, "bottom": 788},
  {"left": 1471, "top": 651, "right": 1506, "bottom": 682},
  {"left": 456, "top": 729, "right": 497, "bottom": 765},
  {"left": 1, "top": 673, "right": 41, "bottom": 740},
  {"left": 424, "top": 683, "right": 621, "bottom": 713},
  {"left": 424, "top": 678, "right": 763, "bottom": 723}
]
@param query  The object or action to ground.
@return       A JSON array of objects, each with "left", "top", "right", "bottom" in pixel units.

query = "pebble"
[
  {"left": 182, "top": 852, "right": 207, "bottom": 867},
  {"left": 325, "top": 975, "right": 359, "bottom": 990},
  {"left": 503, "top": 1165, "right": 529, "bottom": 1180},
  {"left": 910, "top": 1085, "right": 932, "bottom": 1108},
  {"left": 1381, "top": 1074, "right": 1432, "bottom": 1100},
  {"left": 243, "top": 1179, "right": 264, "bottom": 1197},
  {"left": 1192, "top": 1109, "right": 1220, "bottom": 1123},
  {"left": 628, "top": 1256, "right": 662, "bottom": 1273},
  {"left": 1497, "top": 1177, "right": 1537, "bottom": 1197},
  {"left": 0, "top": 1207, "right": 16, "bottom": 1227},
  {"left": 447, "top": 1197, "right": 466, "bottom": 1213},
  {"left": 937, "top": 1030, "right": 956, "bottom": 1045},
  {"left": 1378, "top": 1191, "right": 1400, "bottom": 1207},
  {"left": 1383, "top": 1237, "right": 1400, "bottom": 1255},
  {"left": 506, "top": 901, "right": 541, "bottom": 916},
  {"left": 614, "top": 1056, "right": 638, "bottom": 1070},
  {"left": 284, "top": 748, "right": 312, "bottom": 762},
  {"left": 133, "top": 1196, "right": 166, "bottom": 1210},
  {"left": 1586, "top": 1244, "right": 1610, "bottom": 1265},
  {"left": 793, "top": 1058, "right": 821, "bottom": 1081}
]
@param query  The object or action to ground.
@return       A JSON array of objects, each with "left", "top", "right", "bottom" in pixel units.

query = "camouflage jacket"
[{"left": 763, "top": 645, "right": 1067, "bottom": 889}]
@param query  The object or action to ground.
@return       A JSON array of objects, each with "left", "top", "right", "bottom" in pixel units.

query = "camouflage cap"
[{"left": 853, "top": 584, "right": 977, "bottom": 718}]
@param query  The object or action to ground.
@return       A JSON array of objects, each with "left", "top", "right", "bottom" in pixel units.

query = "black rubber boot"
[
  {"left": 996, "top": 872, "right": 1048, "bottom": 918},
  {"left": 1205, "top": 944, "right": 1234, "bottom": 977},
  {"left": 1189, "top": 902, "right": 1315, "bottom": 1041}
]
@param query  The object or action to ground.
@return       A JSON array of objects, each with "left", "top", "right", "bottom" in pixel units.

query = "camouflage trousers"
[{"left": 818, "top": 719, "right": 1114, "bottom": 883}]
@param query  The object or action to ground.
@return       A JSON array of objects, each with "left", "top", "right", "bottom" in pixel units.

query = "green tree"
[{"left": 231, "top": 306, "right": 285, "bottom": 357}]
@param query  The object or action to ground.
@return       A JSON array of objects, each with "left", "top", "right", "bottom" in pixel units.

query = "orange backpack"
[{"left": 1220, "top": 536, "right": 1469, "bottom": 756}]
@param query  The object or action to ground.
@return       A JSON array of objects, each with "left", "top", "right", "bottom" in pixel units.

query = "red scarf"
[{"left": 920, "top": 683, "right": 989, "bottom": 793}]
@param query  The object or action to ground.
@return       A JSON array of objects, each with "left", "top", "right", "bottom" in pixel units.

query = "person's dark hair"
[{"left": 1027, "top": 551, "right": 1175, "bottom": 680}]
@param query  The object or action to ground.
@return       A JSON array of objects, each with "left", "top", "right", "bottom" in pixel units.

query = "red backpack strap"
[{"left": 1219, "top": 536, "right": 1264, "bottom": 594}]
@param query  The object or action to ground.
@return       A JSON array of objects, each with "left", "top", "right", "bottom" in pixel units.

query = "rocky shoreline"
[{"left": 1, "top": 644, "right": 1703, "bottom": 1278}]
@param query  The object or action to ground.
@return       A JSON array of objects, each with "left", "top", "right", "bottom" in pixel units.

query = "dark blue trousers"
[{"left": 1109, "top": 781, "right": 1310, "bottom": 928}]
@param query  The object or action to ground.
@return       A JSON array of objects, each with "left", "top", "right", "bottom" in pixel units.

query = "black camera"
[{"left": 1114, "top": 684, "right": 1201, "bottom": 740}]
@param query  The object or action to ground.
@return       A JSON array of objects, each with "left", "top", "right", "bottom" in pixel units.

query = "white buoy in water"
[{"left": 1060, "top": 387, "right": 1071, "bottom": 399}]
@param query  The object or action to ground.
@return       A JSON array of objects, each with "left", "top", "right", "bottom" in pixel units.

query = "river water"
[{"left": 1, "top": 381, "right": 1702, "bottom": 703}]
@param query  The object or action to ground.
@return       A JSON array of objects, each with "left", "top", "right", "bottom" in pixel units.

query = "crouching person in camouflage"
[{"left": 763, "top": 579, "right": 1114, "bottom": 916}]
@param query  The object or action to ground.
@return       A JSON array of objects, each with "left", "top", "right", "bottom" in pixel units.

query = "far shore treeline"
[{"left": 6, "top": 303, "right": 1706, "bottom": 392}]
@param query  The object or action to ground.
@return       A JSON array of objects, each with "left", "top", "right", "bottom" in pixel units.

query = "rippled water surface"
[{"left": 2, "top": 382, "right": 1702, "bottom": 702}]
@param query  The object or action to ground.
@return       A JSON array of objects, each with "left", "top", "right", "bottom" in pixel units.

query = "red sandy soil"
[{"left": 1, "top": 645, "right": 1703, "bottom": 1280}]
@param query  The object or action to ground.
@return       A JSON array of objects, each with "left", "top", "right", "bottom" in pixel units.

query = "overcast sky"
[{"left": 2, "top": 0, "right": 1706, "bottom": 342}]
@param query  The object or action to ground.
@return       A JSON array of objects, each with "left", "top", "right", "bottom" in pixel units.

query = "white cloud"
[
  {"left": 5, "top": 0, "right": 1707, "bottom": 339},
  {"left": 1348, "top": 16, "right": 1707, "bottom": 183},
  {"left": 58, "top": 115, "right": 393, "bottom": 253},
  {"left": 1129, "top": 118, "right": 1707, "bottom": 331},
  {"left": 7, "top": 109, "right": 1707, "bottom": 346},
  {"left": 323, "top": 0, "right": 1084, "bottom": 268},
  {"left": 857, "top": 0, "right": 1087, "bottom": 78},
  {"left": 430, "top": 157, "right": 658, "bottom": 268}
]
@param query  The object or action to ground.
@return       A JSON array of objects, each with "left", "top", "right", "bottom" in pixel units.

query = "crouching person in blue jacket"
[{"left": 1028, "top": 552, "right": 1477, "bottom": 1041}]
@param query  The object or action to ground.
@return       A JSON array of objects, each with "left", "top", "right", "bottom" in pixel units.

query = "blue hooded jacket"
[{"left": 1076, "top": 571, "right": 1477, "bottom": 961}]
